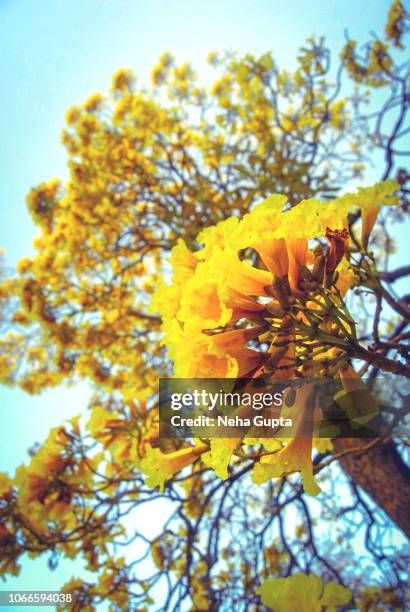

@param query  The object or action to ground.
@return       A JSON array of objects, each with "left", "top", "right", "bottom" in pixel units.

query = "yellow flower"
[
  {"left": 196, "top": 216, "right": 239, "bottom": 258},
  {"left": 385, "top": 0, "right": 407, "bottom": 48},
  {"left": 337, "top": 363, "right": 378, "bottom": 426},
  {"left": 201, "top": 438, "right": 240, "bottom": 480},
  {"left": 357, "top": 179, "right": 398, "bottom": 248},
  {"left": 139, "top": 443, "right": 207, "bottom": 491},
  {"left": 16, "top": 257, "right": 32, "bottom": 275},
  {"left": 0, "top": 473, "right": 12, "bottom": 496},
  {"left": 253, "top": 382, "right": 321, "bottom": 496},
  {"left": 65, "top": 106, "right": 78, "bottom": 125},
  {"left": 149, "top": 239, "right": 197, "bottom": 325},
  {"left": 178, "top": 261, "right": 233, "bottom": 329},
  {"left": 83, "top": 92, "right": 103, "bottom": 112},
  {"left": 111, "top": 68, "right": 134, "bottom": 93},
  {"left": 257, "top": 572, "right": 351, "bottom": 612},
  {"left": 252, "top": 236, "right": 289, "bottom": 278}
]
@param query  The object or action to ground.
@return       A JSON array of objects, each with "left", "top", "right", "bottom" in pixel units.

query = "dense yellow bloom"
[
  {"left": 154, "top": 181, "right": 397, "bottom": 379},
  {"left": 152, "top": 180, "right": 398, "bottom": 492}
]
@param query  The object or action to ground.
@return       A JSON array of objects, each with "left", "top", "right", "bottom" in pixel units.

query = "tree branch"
[{"left": 380, "top": 265, "right": 410, "bottom": 283}]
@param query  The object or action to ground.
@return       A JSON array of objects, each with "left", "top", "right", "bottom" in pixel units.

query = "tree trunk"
[{"left": 333, "top": 437, "right": 410, "bottom": 538}]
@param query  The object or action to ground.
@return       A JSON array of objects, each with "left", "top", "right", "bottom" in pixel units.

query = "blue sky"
[{"left": 0, "top": 0, "right": 403, "bottom": 600}]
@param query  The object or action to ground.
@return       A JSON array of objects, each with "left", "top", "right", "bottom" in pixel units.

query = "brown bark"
[{"left": 333, "top": 437, "right": 410, "bottom": 538}]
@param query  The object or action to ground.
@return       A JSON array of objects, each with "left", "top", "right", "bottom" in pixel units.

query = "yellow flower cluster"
[
  {"left": 150, "top": 180, "right": 397, "bottom": 493},
  {"left": 153, "top": 181, "right": 397, "bottom": 379}
]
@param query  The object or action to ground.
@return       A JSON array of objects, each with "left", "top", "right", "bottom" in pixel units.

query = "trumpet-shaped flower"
[
  {"left": 139, "top": 442, "right": 207, "bottom": 491},
  {"left": 253, "top": 382, "right": 321, "bottom": 496}
]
